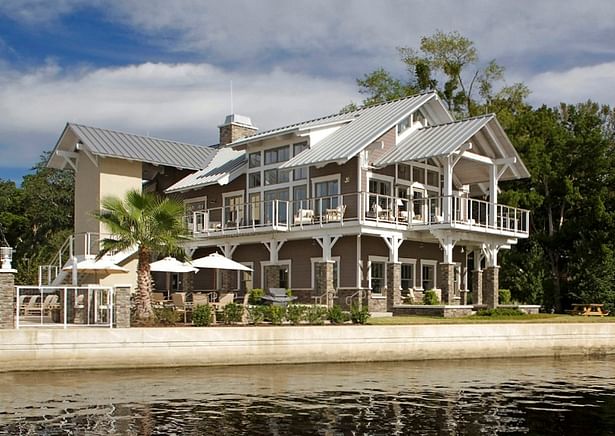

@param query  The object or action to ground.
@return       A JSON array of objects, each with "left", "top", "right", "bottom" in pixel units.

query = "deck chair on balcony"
[
  {"left": 294, "top": 208, "right": 314, "bottom": 225},
  {"left": 325, "top": 204, "right": 346, "bottom": 222},
  {"left": 24, "top": 295, "right": 40, "bottom": 316}
]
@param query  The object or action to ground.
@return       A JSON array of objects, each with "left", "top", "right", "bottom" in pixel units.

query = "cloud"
[
  {"left": 527, "top": 61, "right": 615, "bottom": 106},
  {"left": 0, "top": 61, "right": 359, "bottom": 167}
]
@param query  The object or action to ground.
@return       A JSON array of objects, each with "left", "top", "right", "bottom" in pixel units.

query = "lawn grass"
[{"left": 368, "top": 314, "right": 615, "bottom": 325}]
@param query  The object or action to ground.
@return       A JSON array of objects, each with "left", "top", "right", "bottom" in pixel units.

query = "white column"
[
  {"left": 489, "top": 163, "right": 498, "bottom": 227},
  {"left": 443, "top": 155, "right": 453, "bottom": 222}
]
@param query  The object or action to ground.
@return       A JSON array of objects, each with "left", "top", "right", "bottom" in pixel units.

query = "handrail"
[{"left": 345, "top": 290, "right": 363, "bottom": 308}]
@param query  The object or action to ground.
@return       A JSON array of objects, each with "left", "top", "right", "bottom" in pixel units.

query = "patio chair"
[
  {"left": 24, "top": 295, "right": 40, "bottom": 316},
  {"left": 152, "top": 292, "right": 165, "bottom": 307},
  {"left": 294, "top": 209, "right": 314, "bottom": 225},
  {"left": 211, "top": 292, "right": 235, "bottom": 311},
  {"left": 171, "top": 292, "right": 190, "bottom": 323}
]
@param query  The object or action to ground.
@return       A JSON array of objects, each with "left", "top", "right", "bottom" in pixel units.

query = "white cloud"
[
  {"left": 0, "top": 62, "right": 359, "bottom": 167},
  {"left": 527, "top": 61, "right": 615, "bottom": 106}
]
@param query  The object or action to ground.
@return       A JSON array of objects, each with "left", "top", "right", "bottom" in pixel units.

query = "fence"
[{"left": 15, "top": 286, "right": 115, "bottom": 329}]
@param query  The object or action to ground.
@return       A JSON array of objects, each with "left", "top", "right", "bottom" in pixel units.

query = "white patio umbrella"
[
  {"left": 191, "top": 253, "right": 253, "bottom": 291},
  {"left": 191, "top": 253, "right": 252, "bottom": 271},
  {"left": 63, "top": 257, "right": 128, "bottom": 285},
  {"left": 150, "top": 256, "right": 198, "bottom": 298}
]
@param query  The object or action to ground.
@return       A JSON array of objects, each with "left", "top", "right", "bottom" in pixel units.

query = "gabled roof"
[
  {"left": 278, "top": 92, "right": 439, "bottom": 169},
  {"left": 165, "top": 148, "right": 246, "bottom": 193},
  {"left": 374, "top": 114, "right": 495, "bottom": 166},
  {"left": 48, "top": 123, "right": 216, "bottom": 170}
]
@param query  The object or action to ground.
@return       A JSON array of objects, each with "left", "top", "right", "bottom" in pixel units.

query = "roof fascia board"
[
  {"left": 485, "top": 119, "right": 529, "bottom": 178},
  {"left": 55, "top": 150, "right": 78, "bottom": 171},
  {"left": 46, "top": 123, "right": 72, "bottom": 169},
  {"left": 76, "top": 142, "right": 99, "bottom": 168}
]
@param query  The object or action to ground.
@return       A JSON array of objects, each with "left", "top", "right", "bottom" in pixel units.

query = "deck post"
[
  {"left": 114, "top": 285, "right": 131, "bottom": 328},
  {"left": 472, "top": 269, "right": 483, "bottom": 305},
  {"left": 0, "top": 270, "right": 16, "bottom": 329},
  {"left": 386, "top": 262, "right": 401, "bottom": 311},
  {"left": 315, "top": 261, "right": 335, "bottom": 307}
]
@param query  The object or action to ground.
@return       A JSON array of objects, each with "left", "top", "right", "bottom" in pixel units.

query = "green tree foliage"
[
  {"left": 500, "top": 102, "right": 615, "bottom": 311},
  {"left": 356, "top": 30, "right": 528, "bottom": 117},
  {"left": 94, "top": 189, "right": 189, "bottom": 320},
  {"left": 0, "top": 153, "right": 74, "bottom": 284}
]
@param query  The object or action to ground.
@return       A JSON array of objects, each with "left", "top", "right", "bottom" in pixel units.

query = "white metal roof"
[
  {"left": 165, "top": 148, "right": 246, "bottom": 193},
  {"left": 50, "top": 123, "right": 216, "bottom": 170},
  {"left": 374, "top": 115, "right": 495, "bottom": 166},
  {"left": 278, "top": 92, "right": 438, "bottom": 169}
]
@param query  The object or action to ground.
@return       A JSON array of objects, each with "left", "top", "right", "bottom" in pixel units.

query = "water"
[{"left": 1, "top": 356, "right": 615, "bottom": 435}]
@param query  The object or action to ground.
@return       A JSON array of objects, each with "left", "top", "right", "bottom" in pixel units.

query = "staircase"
[{"left": 38, "top": 233, "right": 136, "bottom": 286}]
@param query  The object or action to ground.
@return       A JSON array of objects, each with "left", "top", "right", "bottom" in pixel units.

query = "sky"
[{"left": 1, "top": 0, "right": 615, "bottom": 183}]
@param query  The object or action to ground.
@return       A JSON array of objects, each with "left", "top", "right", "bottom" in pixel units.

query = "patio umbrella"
[
  {"left": 191, "top": 253, "right": 252, "bottom": 271},
  {"left": 191, "top": 253, "right": 252, "bottom": 291},
  {"left": 150, "top": 256, "right": 198, "bottom": 298},
  {"left": 63, "top": 257, "right": 128, "bottom": 285}
]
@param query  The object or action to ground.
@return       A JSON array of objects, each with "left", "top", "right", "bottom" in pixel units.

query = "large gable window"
[{"left": 264, "top": 146, "right": 290, "bottom": 165}]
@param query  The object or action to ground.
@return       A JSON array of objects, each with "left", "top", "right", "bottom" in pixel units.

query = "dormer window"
[
  {"left": 414, "top": 110, "right": 428, "bottom": 127},
  {"left": 397, "top": 114, "right": 412, "bottom": 135}
]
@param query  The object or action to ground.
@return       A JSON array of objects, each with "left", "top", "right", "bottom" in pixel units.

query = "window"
[
  {"left": 264, "top": 146, "right": 290, "bottom": 165},
  {"left": 293, "top": 185, "right": 308, "bottom": 214},
  {"left": 370, "top": 261, "right": 385, "bottom": 293},
  {"left": 413, "top": 166, "right": 425, "bottom": 184},
  {"left": 223, "top": 192, "right": 244, "bottom": 225},
  {"left": 249, "top": 152, "right": 261, "bottom": 168},
  {"left": 398, "top": 164, "right": 411, "bottom": 181},
  {"left": 248, "top": 172, "right": 261, "bottom": 188},
  {"left": 184, "top": 196, "right": 207, "bottom": 231},
  {"left": 413, "top": 190, "right": 424, "bottom": 218},
  {"left": 421, "top": 261, "right": 436, "bottom": 290},
  {"left": 414, "top": 110, "right": 427, "bottom": 126},
  {"left": 397, "top": 114, "right": 412, "bottom": 134},
  {"left": 264, "top": 169, "right": 290, "bottom": 186},
  {"left": 264, "top": 188, "right": 289, "bottom": 224},
  {"left": 369, "top": 178, "right": 392, "bottom": 211},
  {"left": 314, "top": 179, "right": 339, "bottom": 213},
  {"left": 401, "top": 262, "right": 415, "bottom": 290},
  {"left": 427, "top": 170, "right": 439, "bottom": 187},
  {"left": 249, "top": 193, "right": 260, "bottom": 224},
  {"left": 293, "top": 142, "right": 308, "bottom": 180}
]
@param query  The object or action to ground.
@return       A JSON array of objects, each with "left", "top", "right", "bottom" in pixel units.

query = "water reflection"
[{"left": 1, "top": 356, "right": 615, "bottom": 435}]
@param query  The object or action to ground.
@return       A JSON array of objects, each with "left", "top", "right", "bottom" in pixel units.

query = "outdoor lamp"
[{"left": 0, "top": 246, "right": 13, "bottom": 270}]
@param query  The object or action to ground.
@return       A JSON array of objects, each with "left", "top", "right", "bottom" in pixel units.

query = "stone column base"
[
  {"left": 115, "top": 286, "right": 131, "bottom": 328},
  {"left": 472, "top": 269, "right": 483, "bottom": 305},
  {"left": 386, "top": 262, "right": 401, "bottom": 311},
  {"left": 315, "top": 261, "right": 335, "bottom": 307},
  {"left": 264, "top": 265, "right": 281, "bottom": 290},
  {"left": 483, "top": 266, "right": 499, "bottom": 309},
  {"left": 0, "top": 271, "right": 15, "bottom": 329},
  {"left": 437, "top": 263, "right": 455, "bottom": 304}
]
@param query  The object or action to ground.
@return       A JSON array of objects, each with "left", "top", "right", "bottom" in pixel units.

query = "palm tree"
[{"left": 94, "top": 189, "right": 189, "bottom": 320}]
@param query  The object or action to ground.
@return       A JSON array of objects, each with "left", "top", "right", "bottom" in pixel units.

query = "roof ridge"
[
  {"left": 235, "top": 90, "right": 438, "bottom": 143},
  {"left": 68, "top": 122, "right": 210, "bottom": 149},
  {"left": 419, "top": 113, "right": 494, "bottom": 130}
]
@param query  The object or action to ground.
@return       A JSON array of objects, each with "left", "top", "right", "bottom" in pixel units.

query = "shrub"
[
  {"left": 153, "top": 307, "right": 180, "bottom": 326},
  {"left": 286, "top": 289, "right": 293, "bottom": 297},
  {"left": 286, "top": 304, "right": 306, "bottom": 325},
  {"left": 222, "top": 303, "right": 244, "bottom": 325},
  {"left": 350, "top": 304, "right": 371, "bottom": 324},
  {"left": 499, "top": 289, "right": 512, "bottom": 304},
  {"left": 423, "top": 289, "right": 439, "bottom": 305},
  {"left": 305, "top": 305, "right": 327, "bottom": 325},
  {"left": 476, "top": 307, "right": 525, "bottom": 317},
  {"left": 327, "top": 305, "right": 349, "bottom": 324},
  {"left": 266, "top": 305, "right": 286, "bottom": 325},
  {"left": 247, "top": 305, "right": 265, "bottom": 325},
  {"left": 402, "top": 295, "right": 414, "bottom": 304},
  {"left": 249, "top": 288, "right": 264, "bottom": 305},
  {"left": 192, "top": 304, "right": 214, "bottom": 326}
]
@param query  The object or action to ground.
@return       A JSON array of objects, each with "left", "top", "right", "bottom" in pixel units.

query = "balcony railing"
[{"left": 185, "top": 192, "right": 529, "bottom": 237}]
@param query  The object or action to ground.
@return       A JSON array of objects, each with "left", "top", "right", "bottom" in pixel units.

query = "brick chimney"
[{"left": 218, "top": 114, "right": 257, "bottom": 146}]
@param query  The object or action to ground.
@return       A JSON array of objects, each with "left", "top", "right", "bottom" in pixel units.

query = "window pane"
[
  {"left": 427, "top": 170, "right": 439, "bottom": 187},
  {"left": 398, "top": 164, "right": 411, "bottom": 181},
  {"left": 249, "top": 172, "right": 261, "bottom": 188},
  {"left": 294, "top": 167, "right": 307, "bottom": 180},
  {"left": 264, "top": 146, "right": 290, "bottom": 165},
  {"left": 293, "top": 142, "right": 308, "bottom": 156},
  {"left": 264, "top": 169, "right": 277, "bottom": 185},
  {"left": 249, "top": 193, "right": 260, "bottom": 223},
  {"left": 422, "top": 264, "right": 435, "bottom": 290},
  {"left": 249, "top": 152, "right": 261, "bottom": 168},
  {"left": 401, "top": 263, "right": 414, "bottom": 290},
  {"left": 413, "top": 166, "right": 425, "bottom": 184},
  {"left": 278, "top": 169, "right": 290, "bottom": 183},
  {"left": 293, "top": 185, "right": 308, "bottom": 213},
  {"left": 371, "top": 262, "right": 385, "bottom": 293}
]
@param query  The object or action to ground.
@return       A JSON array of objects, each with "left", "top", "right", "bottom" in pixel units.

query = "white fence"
[{"left": 15, "top": 286, "right": 115, "bottom": 329}]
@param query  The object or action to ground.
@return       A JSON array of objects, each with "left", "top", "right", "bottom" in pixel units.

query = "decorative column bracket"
[
  {"left": 381, "top": 234, "right": 403, "bottom": 263},
  {"left": 314, "top": 235, "right": 341, "bottom": 262},
  {"left": 481, "top": 242, "right": 501, "bottom": 268},
  {"left": 218, "top": 243, "right": 237, "bottom": 258},
  {"left": 264, "top": 240, "right": 286, "bottom": 263},
  {"left": 431, "top": 230, "right": 458, "bottom": 264}
]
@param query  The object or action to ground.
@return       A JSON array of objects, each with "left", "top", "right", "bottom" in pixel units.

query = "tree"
[
  {"left": 94, "top": 189, "right": 189, "bottom": 320},
  {"left": 355, "top": 30, "right": 527, "bottom": 118}
]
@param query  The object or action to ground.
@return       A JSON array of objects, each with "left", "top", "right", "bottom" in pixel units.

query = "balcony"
[{"left": 185, "top": 192, "right": 529, "bottom": 239}]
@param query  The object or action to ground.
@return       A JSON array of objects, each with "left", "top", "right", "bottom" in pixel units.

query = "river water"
[{"left": 1, "top": 356, "right": 614, "bottom": 435}]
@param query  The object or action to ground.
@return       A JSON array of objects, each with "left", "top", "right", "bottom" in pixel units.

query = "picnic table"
[{"left": 571, "top": 303, "right": 609, "bottom": 317}]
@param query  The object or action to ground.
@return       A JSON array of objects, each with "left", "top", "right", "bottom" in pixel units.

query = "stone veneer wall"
[
  {"left": 0, "top": 272, "right": 15, "bottom": 329},
  {"left": 437, "top": 263, "right": 455, "bottom": 304},
  {"left": 264, "top": 266, "right": 280, "bottom": 290},
  {"left": 219, "top": 124, "right": 258, "bottom": 146},
  {"left": 471, "top": 269, "right": 483, "bottom": 305},
  {"left": 314, "top": 261, "right": 334, "bottom": 307},
  {"left": 483, "top": 266, "right": 499, "bottom": 309},
  {"left": 386, "top": 263, "right": 401, "bottom": 311},
  {"left": 114, "top": 286, "right": 131, "bottom": 328}
]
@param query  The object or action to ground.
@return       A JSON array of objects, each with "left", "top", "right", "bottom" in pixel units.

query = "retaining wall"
[{"left": 1, "top": 323, "right": 614, "bottom": 372}]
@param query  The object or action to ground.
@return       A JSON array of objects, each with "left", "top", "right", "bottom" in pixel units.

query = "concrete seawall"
[{"left": 1, "top": 323, "right": 614, "bottom": 372}]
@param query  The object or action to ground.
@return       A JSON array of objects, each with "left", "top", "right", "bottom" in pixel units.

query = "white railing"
[
  {"left": 16, "top": 286, "right": 115, "bottom": 329},
  {"left": 185, "top": 192, "right": 529, "bottom": 237}
]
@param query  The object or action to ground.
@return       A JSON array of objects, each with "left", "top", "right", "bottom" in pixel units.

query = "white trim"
[
  {"left": 420, "top": 259, "right": 438, "bottom": 290},
  {"left": 310, "top": 256, "right": 341, "bottom": 289},
  {"left": 260, "top": 259, "right": 291, "bottom": 289},
  {"left": 368, "top": 255, "right": 388, "bottom": 294}
]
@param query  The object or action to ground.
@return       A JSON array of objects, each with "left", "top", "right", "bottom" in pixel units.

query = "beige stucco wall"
[{"left": 0, "top": 323, "right": 613, "bottom": 372}]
